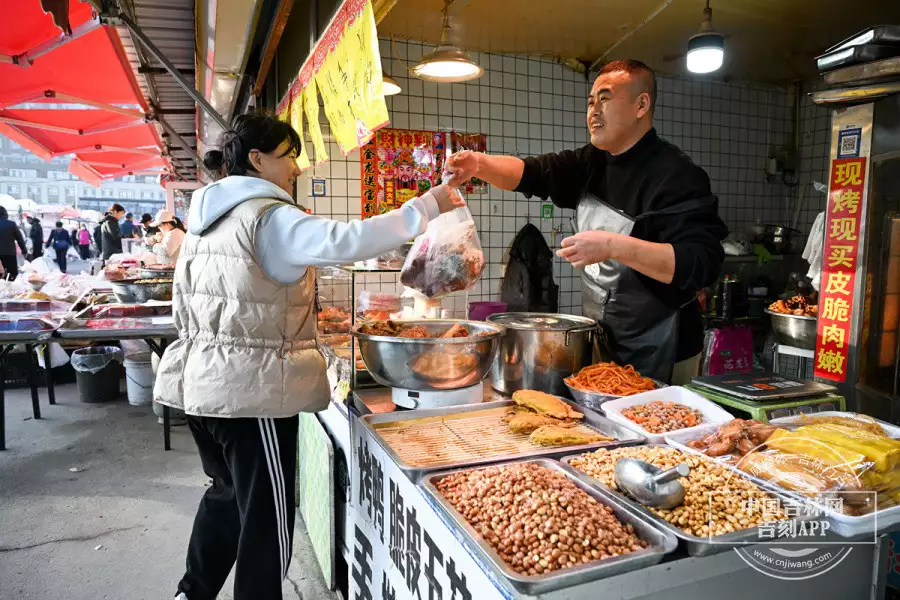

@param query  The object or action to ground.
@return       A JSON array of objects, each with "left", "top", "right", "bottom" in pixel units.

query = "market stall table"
[
  {"left": 0, "top": 319, "right": 59, "bottom": 450},
  {"left": 341, "top": 396, "right": 891, "bottom": 600},
  {"left": 55, "top": 316, "right": 177, "bottom": 450}
]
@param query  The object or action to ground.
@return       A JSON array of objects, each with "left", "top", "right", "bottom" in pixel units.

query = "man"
[
  {"left": 0, "top": 207, "right": 28, "bottom": 279},
  {"left": 120, "top": 212, "right": 136, "bottom": 238},
  {"left": 27, "top": 216, "right": 43, "bottom": 260},
  {"left": 140, "top": 212, "right": 158, "bottom": 238},
  {"left": 446, "top": 59, "right": 727, "bottom": 383}
]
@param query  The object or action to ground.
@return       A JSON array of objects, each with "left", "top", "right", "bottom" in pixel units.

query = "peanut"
[{"left": 435, "top": 462, "right": 648, "bottom": 575}]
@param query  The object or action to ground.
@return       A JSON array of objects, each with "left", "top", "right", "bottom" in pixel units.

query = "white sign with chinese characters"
[{"left": 350, "top": 419, "right": 512, "bottom": 600}]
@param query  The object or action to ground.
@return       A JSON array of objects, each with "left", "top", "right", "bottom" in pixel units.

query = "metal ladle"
[{"left": 614, "top": 458, "right": 691, "bottom": 509}]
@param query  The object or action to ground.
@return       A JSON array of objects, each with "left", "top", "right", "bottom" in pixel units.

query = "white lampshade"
[
  {"left": 412, "top": 45, "right": 483, "bottom": 83},
  {"left": 686, "top": 33, "right": 725, "bottom": 74},
  {"left": 382, "top": 76, "right": 401, "bottom": 96}
]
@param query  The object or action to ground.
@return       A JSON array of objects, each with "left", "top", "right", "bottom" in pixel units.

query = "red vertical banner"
[
  {"left": 360, "top": 137, "right": 378, "bottom": 218},
  {"left": 814, "top": 157, "right": 867, "bottom": 382}
]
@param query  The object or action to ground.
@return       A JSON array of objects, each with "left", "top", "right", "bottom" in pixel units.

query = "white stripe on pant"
[{"left": 258, "top": 418, "right": 289, "bottom": 579}]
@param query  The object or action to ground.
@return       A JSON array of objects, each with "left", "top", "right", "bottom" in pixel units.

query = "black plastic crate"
[{"left": 2, "top": 348, "right": 76, "bottom": 389}]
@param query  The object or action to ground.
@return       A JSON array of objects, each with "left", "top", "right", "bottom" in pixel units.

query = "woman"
[
  {"left": 147, "top": 209, "right": 185, "bottom": 263},
  {"left": 100, "top": 203, "right": 126, "bottom": 260},
  {"left": 77, "top": 223, "right": 92, "bottom": 259},
  {"left": 45, "top": 221, "right": 71, "bottom": 273},
  {"left": 154, "top": 113, "right": 463, "bottom": 600}
]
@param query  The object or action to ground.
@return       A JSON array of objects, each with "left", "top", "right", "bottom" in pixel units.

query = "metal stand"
[
  {"left": 24, "top": 344, "right": 41, "bottom": 420},
  {"left": 146, "top": 338, "right": 171, "bottom": 451},
  {"left": 773, "top": 343, "right": 815, "bottom": 379},
  {"left": 0, "top": 346, "right": 6, "bottom": 451},
  {"left": 43, "top": 344, "right": 55, "bottom": 405}
]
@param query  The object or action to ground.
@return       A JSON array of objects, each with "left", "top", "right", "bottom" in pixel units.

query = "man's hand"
[
  {"left": 557, "top": 231, "right": 617, "bottom": 268},
  {"left": 443, "top": 150, "right": 482, "bottom": 186}
]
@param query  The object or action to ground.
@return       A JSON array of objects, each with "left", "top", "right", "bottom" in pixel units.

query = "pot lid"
[{"left": 487, "top": 312, "right": 596, "bottom": 331}]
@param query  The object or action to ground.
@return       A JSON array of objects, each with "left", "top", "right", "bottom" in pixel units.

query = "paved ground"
[{"left": 0, "top": 383, "right": 338, "bottom": 600}]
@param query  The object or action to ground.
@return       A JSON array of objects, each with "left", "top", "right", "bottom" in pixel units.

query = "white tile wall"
[
  {"left": 795, "top": 101, "right": 833, "bottom": 236},
  {"left": 303, "top": 39, "right": 802, "bottom": 317}
]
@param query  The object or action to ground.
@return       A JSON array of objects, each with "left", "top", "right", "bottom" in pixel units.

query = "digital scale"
[{"left": 687, "top": 373, "right": 845, "bottom": 422}]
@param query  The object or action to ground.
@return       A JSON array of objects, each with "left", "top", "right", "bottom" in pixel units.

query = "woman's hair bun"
[{"left": 203, "top": 149, "right": 224, "bottom": 171}]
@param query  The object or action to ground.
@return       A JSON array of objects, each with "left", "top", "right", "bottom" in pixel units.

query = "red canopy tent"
[{"left": 0, "top": 0, "right": 171, "bottom": 185}]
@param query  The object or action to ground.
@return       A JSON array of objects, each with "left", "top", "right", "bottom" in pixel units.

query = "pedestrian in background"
[
  {"left": 101, "top": 203, "right": 125, "bottom": 260},
  {"left": 27, "top": 216, "right": 43, "bottom": 260},
  {"left": 45, "top": 220, "right": 71, "bottom": 273},
  {"left": 120, "top": 212, "right": 136, "bottom": 238},
  {"left": 77, "top": 223, "right": 92, "bottom": 260},
  {"left": 0, "top": 207, "right": 27, "bottom": 280}
]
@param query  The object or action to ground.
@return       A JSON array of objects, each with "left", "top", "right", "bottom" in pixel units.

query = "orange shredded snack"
[{"left": 565, "top": 362, "right": 656, "bottom": 396}]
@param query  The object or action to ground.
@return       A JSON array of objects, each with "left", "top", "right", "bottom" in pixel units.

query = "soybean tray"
[
  {"left": 561, "top": 444, "right": 810, "bottom": 556},
  {"left": 359, "top": 398, "right": 644, "bottom": 482},
  {"left": 420, "top": 458, "right": 677, "bottom": 595}
]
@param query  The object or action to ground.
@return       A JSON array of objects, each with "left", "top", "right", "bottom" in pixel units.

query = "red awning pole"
[{"left": 15, "top": 18, "right": 103, "bottom": 67}]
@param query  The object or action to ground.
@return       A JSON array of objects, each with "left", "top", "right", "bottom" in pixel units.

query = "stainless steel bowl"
[
  {"left": 133, "top": 279, "right": 173, "bottom": 303},
  {"left": 564, "top": 378, "right": 667, "bottom": 412},
  {"left": 111, "top": 279, "right": 173, "bottom": 303},
  {"left": 352, "top": 319, "right": 505, "bottom": 391},
  {"left": 110, "top": 279, "right": 139, "bottom": 303},
  {"left": 140, "top": 267, "right": 175, "bottom": 279},
  {"left": 766, "top": 308, "right": 817, "bottom": 350}
]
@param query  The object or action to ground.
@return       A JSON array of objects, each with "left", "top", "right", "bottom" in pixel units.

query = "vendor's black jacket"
[
  {"left": 515, "top": 128, "right": 728, "bottom": 360},
  {"left": 0, "top": 219, "right": 27, "bottom": 257}
]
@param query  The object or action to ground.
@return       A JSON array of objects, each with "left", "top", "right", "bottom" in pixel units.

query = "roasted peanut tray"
[
  {"left": 359, "top": 398, "right": 644, "bottom": 482},
  {"left": 561, "top": 444, "right": 812, "bottom": 556},
  {"left": 419, "top": 458, "right": 677, "bottom": 595}
]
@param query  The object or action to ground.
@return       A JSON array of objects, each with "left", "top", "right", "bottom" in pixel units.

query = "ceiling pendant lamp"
[
  {"left": 412, "top": 0, "right": 483, "bottom": 83},
  {"left": 382, "top": 75, "right": 402, "bottom": 95},
  {"left": 686, "top": 0, "right": 725, "bottom": 74}
]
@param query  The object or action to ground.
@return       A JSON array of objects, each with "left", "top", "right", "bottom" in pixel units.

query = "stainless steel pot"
[
  {"left": 765, "top": 308, "right": 817, "bottom": 350},
  {"left": 487, "top": 313, "right": 598, "bottom": 396}
]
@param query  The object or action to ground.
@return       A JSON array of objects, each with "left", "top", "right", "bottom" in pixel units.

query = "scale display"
[{"left": 691, "top": 373, "right": 837, "bottom": 401}]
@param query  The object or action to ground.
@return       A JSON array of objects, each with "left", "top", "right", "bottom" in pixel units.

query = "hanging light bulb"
[
  {"left": 686, "top": 0, "right": 725, "bottom": 74},
  {"left": 382, "top": 76, "right": 402, "bottom": 95},
  {"left": 412, "top": 0, "right": 483, "bottom": 83}
]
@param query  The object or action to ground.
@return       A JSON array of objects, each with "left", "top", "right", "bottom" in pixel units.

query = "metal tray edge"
[
  {"left": 359, "top": 398, "right": 646, "bottom": 482},
  {"left": 419, "top": 458, "right": 677, "bottom": 595}
]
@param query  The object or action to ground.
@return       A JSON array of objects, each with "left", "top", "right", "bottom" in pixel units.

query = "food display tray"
[
  {"left": 769, "top": 411, "right": 900, "bottom": 438},
  {"left": 419, "top": 458, "right": 677, "bottom": 595},
  {"left": 666, "top": 423, "right": 900, "bottom": 538},
  {"left": 359, "top": 398, "right": 644, "bottom": 482},
  {"left": 55, "top": 318, "right": 177, "bottom": 340},
  {"left": 600, "top": 386, "right": 735, "bottom": 444},
  {"left": 0, "top": 317, "right": 57, "bottom": 342},
  {"left": 560, "top": 444, "right": 811, "bottom": 556}
]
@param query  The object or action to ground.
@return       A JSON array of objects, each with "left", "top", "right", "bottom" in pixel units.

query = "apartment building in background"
[{"left": 0, "top": 135, "right": 166, "bottom": 216}]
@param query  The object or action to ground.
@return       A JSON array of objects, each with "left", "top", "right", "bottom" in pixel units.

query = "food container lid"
[{"left": 487, "top": 312, "right": 596, "bottom": 331}]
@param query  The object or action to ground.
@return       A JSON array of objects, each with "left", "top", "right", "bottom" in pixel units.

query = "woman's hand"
[{"left": 430, "top": 184, "right": 466, "bottom": 214}]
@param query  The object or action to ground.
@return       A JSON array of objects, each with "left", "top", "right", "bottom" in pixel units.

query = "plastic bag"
[
  {"left": 71, "top": 346, "right": 124, "bottom": 374},
  {"left": 37, "top": 343, "right": 71, "bottom": 369},
  {"left": 400, "top": 206, "right": 485, "bottom": 298}
]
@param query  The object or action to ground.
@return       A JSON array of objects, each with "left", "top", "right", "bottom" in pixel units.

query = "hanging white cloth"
[{"left": 803, "top": 211, "right": 826, "bottom": 291}]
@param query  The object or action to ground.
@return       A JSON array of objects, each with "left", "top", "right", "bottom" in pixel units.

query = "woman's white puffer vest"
[{"left": 153, "top": 197, "right": 330, "bottom": 417}]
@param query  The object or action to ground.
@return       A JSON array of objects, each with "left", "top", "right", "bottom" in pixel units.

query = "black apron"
[{"left": 575, "top": 192, "right": 715, "bottom": 383}]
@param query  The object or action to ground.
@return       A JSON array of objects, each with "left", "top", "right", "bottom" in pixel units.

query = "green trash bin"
[{"left": 71, "top": 346, "right": 124, "bottom": 403}]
